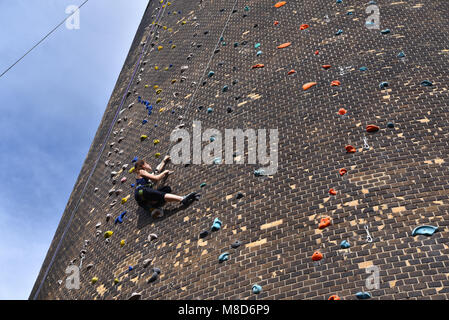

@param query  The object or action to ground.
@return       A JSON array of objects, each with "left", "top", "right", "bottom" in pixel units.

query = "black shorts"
[{"left": 135, "top": 186, "right": 172, "bottom": 209}]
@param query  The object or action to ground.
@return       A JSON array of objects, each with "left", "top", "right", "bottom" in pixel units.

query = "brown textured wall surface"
[{"left": 30, "top": 0, "right": 449, "bottom": 300}]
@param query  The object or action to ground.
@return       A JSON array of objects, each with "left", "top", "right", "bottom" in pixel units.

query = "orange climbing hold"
[
  {"left": 274, "top": 21, "right": 279, "bottom": 25},
  {"left": 312, "top": 251, "right": 323, "bottom": 261},
  {"left": 331, "top": 80, "right": 341, "bottom": 86},
  {"left": 322, "top": 65, "right": 331, "bottom": 70},
  {"left": 318, "top": 217, "right": 331, "bottom": 229},
  {"left": 274, "top": 1, "right": 286, "bottom": 8},
  {"left": 288, "top": 69, "right": 296, "bottom": 75},
  {"left": 315, "top": 50, "right": 319, "bottom": 55},
  {"left": 366, "top": 125, "right": 380, "bottom": 133},
  {"left": 328, "top": 295, "right": 341, "bottom": 300},
  {"left": 329, "top": 188, "right": 337, "bottom": 196},
  {"left": 345, "top": 145, "right": 356, "bottom": 153},
  {"left": 277, "top": 42, "right": 291, "bottom": 49},
  {"left": 300, "top": 24, "right": 309, "bottom": 30},
  {"left": 303, "top": 82, "right": 317, "bottom": 91},
  {"left": 338, "top": 108, "right": 347, "bottom": 115},
  {"left": 339, "top": 168, "right": 347, "bottom": 176},
  {"left": 252, "top": 64, "right": 265, "bottom": 69}
]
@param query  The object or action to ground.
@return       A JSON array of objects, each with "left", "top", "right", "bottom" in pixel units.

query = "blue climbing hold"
[
  {"left": 244, "top": 6, "right": 250, "bottom": 11},
  {"left": 421, "top": 80, "right": 433, "bottom": 87},
  {"left": 131, "top": 184, "right": 135, "bottom": 188},
  {"left": 347, "top": 11, "right": 354, "bottom": 15},
  {"left": 213, "top": 157, "right": 222, "bottom": 165},
  {"left": 256, "top": 50, "right": 262, "bottom": 56},
  {"left": 252, "top": 284, "right": 262, "bottom": 294},
  {"left": 210, "top": 136, "right": 216, "bottom": 142},
  {"left": 359, "top": 66, "right": 367, "bottom": 71},
  {"left": 219, "top": 252, "right": 229, "bottom": 263},
  {"left": 207, "top": 107, "right": 213, "bottom": 113},
  {"left": 128, "top": 266, "right": 133, "bottom": 272},
  {"left": 379, "top": 81, "right": 389, "bottom": 89},
  {"left": 208, "top": 71, "right": 215, "bottom": 77},
  {"left": 381, "top": 29, "right": 391, "bottom": 34},
  {"left": 222, "top": 85, "right": 229, "bottom": 92},
  {"left": 132, "top": 157, "right": 138, "bottom": 163},
  {"left": 336, "top": 29, "right": 343, "bottom": 35},
  {"left": 254, "top": 169, "right": 265, "bottom": 177},
  {"left": 234, "top": 42, "right": 239, "bottom": 47},
  {"left": 340, "top": 240, "right": 350, "bottom": 249},
  {"left": 220, "top": 36, "right": 224, "bottom": 41},
  {"left": 411, "top": 225, "right": 438, "bottom": 237},
  {"left": 356, "top": 292, "right": 371, "bottom": 299},
  {"left": 387, "top": 122, "right": 395, "bottom": 128},
  {"left": 254, "top": 43, "right": 261, "bottom": 49},
  {"left": 138, "top": 96, "right": 141, "bottom": 102},
  {"left": 211, "top": 218, "right": 222, "bottom": 231},
  {"left": 115, "top": 211, "right": 127, "bottom": 224},
  {"left": 397, "top": 51, "right": 405, "bottom": 58},
  {"left": 142, "top": 119, "right": 148, "bottom": 124}
]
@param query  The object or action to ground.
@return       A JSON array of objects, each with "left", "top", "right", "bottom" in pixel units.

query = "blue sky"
[{"left": 0, "top": 0, "right": 149, "bottom": 299}]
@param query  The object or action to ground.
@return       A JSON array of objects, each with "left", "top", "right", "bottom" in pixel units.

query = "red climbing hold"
[
  {"left": 345, "top": 145, "right": 356, "bottom": 153},
  {"left": 300, "top": 24, "right": 309, "bottom": 30},
  {"left": 366, "top": 125, "right": 380, "bottom": 133},
  {"left": 277, "top": 42, "right": 291, "bottom": 49},
  {"left": 339, "top": 168, "right": 347, "bottom": 176},
  {"left": 315, "top": 50, "right": 319, "bottom": 55},
  {"left": 322, "top": 65, "right": 331, "bottom": 70},
  {"left": 312, "top": 251, "right": 323, "bottom": 261},
  {"left": 303, "top": 82, "right": 317, "bottom": 91},
  {"left": 329, "top": 188, "right": 337, "bottom": 196},
  {"left": 274, "top": 21, "right": 279, "bottom": 25},
  {"left": 331, "top": 80, "right": 341, "bottom": 86},
  {"left": 328, "top": 295, "right": 341, "bottom": 300},
  {"left": 252, "top": 64, "right": 265, "bottom": 69},
  {"left": 338, "top": 108, "right": 347, "bottom": 115},
  {"left": 288, "top": 69, "right": 296, "bottom": 75},
  {"left": 274, "top": 1, "right": 286, "bottom": 8},
  {"left": 318, "top": 217, "right": 331, "bottom": 229}
]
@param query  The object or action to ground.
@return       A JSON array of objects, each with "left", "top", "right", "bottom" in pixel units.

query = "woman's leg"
[{"left": 164, "top": 193, "right": 183, "bottom": 202}]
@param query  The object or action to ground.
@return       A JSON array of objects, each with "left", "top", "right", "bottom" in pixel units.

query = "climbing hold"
[
  {"left": 200, "top": 182, "right": 207, "bottom": 188},
  {"left": 211, "top": 218, "right": 222, "bottom": 231},
  {"left": 318, "top": 217, "right": 331, "bottom": 229},
  {"left": 335, "top": 29, "right": 343, "bottom": 35},
  {"left": 207, "top": 107, "right": 213, "bottom": 113},
  {"left": 143, "top": 258, "right": 152, "bottom": 268},
  {"left": 213, "top": 157, "right": 222, "bottom": 165},
  {"left": 356, "top": 292, "right": 372, "bottom": 299},
  {"left": 254, "top": 43, "right": 261, "bottom": 49},
  {"left": 120, "top": 240, "right": 125, "bottom": 247},
  {"left": 252, "top": 64, "right": 264, "bottom": 69},
  {"left": 331, "top": 80, "right": 341, "bottom": 86},
  {"left": 288, "top": 69, "right": 296, "bottom": 75},
  {"left": 129, "top": 167, "right": 135, "bottom": 174},
  {"left": 366, "top": 125, "right": 380, "bottom": 133},
  {"left": 157, "top": 46, "right": 163, "bottom": 51},
  {"left": 312, "top": 251, "right": 323, "bottom": 261},
  {"left": 322, "top": 65, "right": 331, "bottom": 70},
  {"left": 104, "top": 231, "right": 113, "bottom": 238},
  {"left": 222, "top": 85, "right": 229, "bottom": 92},
  {"left": 227, "top": 107, "right": 233, "bottom": 113},
  {"left": 155, "top": 153, "right": 161, "bottom": 158},
  {"left": 128, "top": 292, "right": 141, "bottom": 300},
  {"left": 256, "top": 50, "right": 262, "bottom": 56},
  {"left": 300, "top": 24, "right": 309, "bottom": 30},
  {"left": 115, "top": 211, "right": 127, "bottom": 224},
  {"left": 121, "top": 196, "right": 130, "bottom": 204},
  {"left": 244, "top": 6, "right": 250, "bottom": 11},
  {"left": 315, "top": 50, "right": 319, "bottom": 55},
  {"left": 339, "top": 168, "right": 347, "bottom": 176},
  {"left": 252, "top": 284, "right": 262, "bottom": 294},
  {"left": 360, "top": 66, "right": 367, "bottom": 71},
  {"left": 387, "top": 122, "right": 395, "bottom": 128},
  {"left": 379, "top": 81, "right": 389, "bottom": 89},
  {"left": 142, "top": 119, "right": 148, "bottom": 125},
  {"left": 148, "top": 233, "right": 158, "bottom": 241},
  {"left": 274, "top": 1, "right": 286, "bottom": 8},
  {"left": 128, "top": 266, "right": 133, "bottom": 272},
  {"left": 380, "top": 29, "right": 390, "bottom": 34},
  {"left": 148, "top": 272, "right": 159, "bottom": 283},
  {"left": 411, "top": 225, "right": 438, "bottom": 237},
  {"left": 345, "top": 145, "right": 356, "bottom": 153},
  {"left": 153, "top": 139, "right": 160, "bottom": 145},
  {"left": 397, "top": 51, "right": 405, "bottom": 58},
  {"left": 208, "top": 71, "right": 215, "bottom": 77},
  {"left": 274, "top": 21, "right": 279, "bottom": 25},
  {"left": 338, "top": 108, "right": 347, "bottom": 115},
  {"left": 199, "top": 230, "right": 209, "bottom": 238},
  {"left": 132, "top": 157, "right": 138, "bottom": 163},
  {"left": 340, "top": 240, "right": 350, "bottom": 249},
  {"left": 328, "top": 295, "right": 341, "bottom": 300},
  {"left": 303, "top": 82, "right": 317, "bottom": 91},
  {"left": 91, "top": 277, "right": 98, "bottom": 284},
  {"left": 95, "top": 222, "right": 101, "bottom": 229},
  {"left": 277, "top": 42, "right": 292, "bottom": 49},
  {"left": 254, "top": 169, "right": 265, "bottom": 176},
  {"left": 218, "top": 252, "right": 229, "bottom": 263},
  {"left": 236, "top": 192, "right": 244, "bottom": 199},
  {"left": 86, "top": 263, "right": 94, "bottom": 271},
  {"left": 231, "top": 241, "right": 242, "bottom": 249},
  {"left": 421, "top": 80, "right": 433, "bottom": 86},
  {"left": 329, "top": 188, "right": 337, "bottom": 196}
]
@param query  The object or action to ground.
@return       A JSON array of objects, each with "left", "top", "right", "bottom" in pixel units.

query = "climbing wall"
[{"left": 30, "top": 0, "right": 449, "bottom": 300}]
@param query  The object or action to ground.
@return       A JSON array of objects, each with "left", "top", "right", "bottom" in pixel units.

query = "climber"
[{"left": 134, "top": 155, "right": 199, "bottom": 217}]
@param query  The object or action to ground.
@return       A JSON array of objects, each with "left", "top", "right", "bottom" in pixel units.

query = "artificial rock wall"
[{"left": 31, "top": 0, "right": 449, "bottom": 300}]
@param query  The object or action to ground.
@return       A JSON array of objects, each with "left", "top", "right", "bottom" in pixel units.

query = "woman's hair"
[{"left": 134, "top": 160, "right": 146, "bottom": 173}]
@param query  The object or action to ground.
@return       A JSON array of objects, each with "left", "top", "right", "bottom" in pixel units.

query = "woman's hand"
[{"left": 163, "top": 170, "right": 174, "bottom": 176}]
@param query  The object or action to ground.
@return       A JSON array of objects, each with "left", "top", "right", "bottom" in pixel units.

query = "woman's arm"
[{"left": 139, "top": 169, "right": 171, "bottom": 182}]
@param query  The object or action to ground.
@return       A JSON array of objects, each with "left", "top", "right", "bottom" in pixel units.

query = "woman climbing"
[{"left": 134, "top": 155, "right": 200, "bottom": 218}]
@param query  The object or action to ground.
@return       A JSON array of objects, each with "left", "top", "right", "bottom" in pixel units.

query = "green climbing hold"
[{"left": 200, "top": 182, "right": 207, "bottom": 188}]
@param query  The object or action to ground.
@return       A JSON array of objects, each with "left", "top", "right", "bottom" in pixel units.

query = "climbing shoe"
[{"left": 181, "top": 192, "right": 200, "bottom": 205}]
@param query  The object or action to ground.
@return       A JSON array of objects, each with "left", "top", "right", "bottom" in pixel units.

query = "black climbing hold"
[
  {"left": 387, "top": 122, "right": 395, "bottom": 128},
  {"left": 231, "top": 241, "right": 241, "bottom": 249},
  {"left": 214, "top": 49, "right": 220, "bottom": 54},
  {"left": 421, "top": 80, "right": 433, "bottom": 86},
  {"left": 204, "top": 31, "right": 209, "bottom": 35},
  {"left": 241, "top": 41, "right": 248, "bottom": 46},
  {"left": 227, "top": 107, "right": 233, "bottom": 113},
  {"left": 199, "top": 230, "right": 209, "bottom": 238},
  {"left": 236, "top": 192, "right": 244, "bottom": 199}
]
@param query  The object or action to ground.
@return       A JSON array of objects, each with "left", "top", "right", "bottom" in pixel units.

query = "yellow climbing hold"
[
  {"left": 114, "top": 278, "right": 119, "bottom": 284},
  {"left": 156, "top": 89, "right": 162, "bottom": 94},
  {"left": 182, "top": 21, "right": 186, "bottom": 25},
  {"left": 171, "top": 45, "right": 176, "bottom": 49},
  {"left": 156, "top": 98, "right": 162, "bottom": 103},
  {"left": 140, "top": 135, "right": 148, "bottom": 141},
  {"left": 120, "top": 240, "right": 125, "bottom": 247},
  {"left": 154, "top": 66, "right": 159, "bottom": 70},
  {"left": 154, "top": 85, "right": 159, "bottom": 89},
  {"left": 159, "top": 107, "right": 165, "bottom": 112},
  {"left": 167, "top": 1, "right": 171, "bottom": 5},
  {"left": 164, "top": 67, "right": 169, "bottom": 71},
  {"left": 168, "top": 28, "right": 173, "bottom": 32},
  {"left": 163, "top": 26, "right": 167, "bottom": 30},
  {"left": 104, "top": 231, "right": 113, "bottom": 238},
  {"left": 91, "top": 277, "right": 98, "bottom": 284},
  {"left": 155, "top": 153, "right": 161, "bottom": 158},
  {"left": 153, "top": 139, "right": 160, "bottom": 145},
  {"left": 145, "top": 85, "right": 149, "bottom": 88},
  {"left": 158, "top": 46, "right": 163, "bottom": 51},
  {"left": 121, "top": 195, "right": 130, "bottom": 204},
  {"left": 171, "top": 79, "right": 177, "bottom": 84},
  {"left": 129, "top": 167, "right": 135, "bottom": 174}
]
